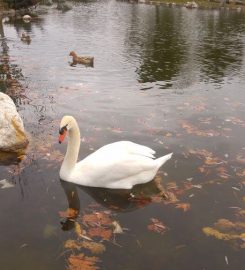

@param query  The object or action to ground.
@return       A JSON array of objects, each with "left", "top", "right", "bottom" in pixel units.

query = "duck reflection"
[{"left": 60, "top": 177, "right": 167, "bottom": 231}]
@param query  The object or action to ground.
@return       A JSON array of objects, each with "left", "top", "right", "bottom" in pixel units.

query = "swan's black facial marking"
[
  {"left": 59, "top": 125, "right": 68, "bottom": 135},
  {"left": 59, "top": 124, "right": 68, "bottom": 144}
]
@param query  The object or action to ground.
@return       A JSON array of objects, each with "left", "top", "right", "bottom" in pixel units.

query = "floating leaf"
[
  {"left": 0, "top": 179, "right": 14, "bottom": 189},
  {"left": 112, "top": 221, "right": 123, "bottom": 234},
  {"left": 236, "top": 154, "right": 245, "bottom": 164},
  {"left": 182, "top": 121, "right": 220, "bottom": 137},
  {"left": 150, "top": 195, "right": 165, "bottom": 203},
  {"left": 164, "top": 191, "right": 178, "bottom": 204},
  {"left": 203, "top": 214, "right": 245, "bottom": 249},
  {"left": 189, "top": 149, "right": 224, "bottom": 166},
  {"left": 80, "top": 241, "right": 106, "bottom": 254},
  {"left": 205, "top": 157, "right": 222, "bottom": 165},
  {"left": 214, "top": 219, "right": 236, "bottom": 231},
  {"left": 59, "top": 208, "right": 79, "bottom": 218},
  {"left": 87, "top": 227, "right": 112, "bottom": 241},
  {"left": 189, "top": 148, "right": 213, "bottom": 159},
  {"left": 225, "top": 117, "right": 245, "bottom": 127},
  {"left": 110, "top": 127, "right": 123, "bottom": 134},
  {"left": 216, "top": 166, "right": 230, "bottom": 179},
  {"left": 175, "top": 203, "right": 191, "bottom": 212},
  {"left": 64, "top": 239, "right": 81, "bottom": 250},
  {"left": 82, "top": 211, "right": 112, "bottom": 227},
  {"left": 166, "top": 182, "right": 178, "bottom": 190},
  {"left": 202, "top": 227, "right": 245, "bottom": 241},
  {"left": 67, "top": 253, "right": 100, "bottom": 270},
  {"left": 237, "top": 169, "right": 245, "bottom": 177},
  {"left": 148, "top": 218, "right": 167, "bottom": 235},
  {"left": 65, "top": 239, "right": 106, "bottom": 254}
]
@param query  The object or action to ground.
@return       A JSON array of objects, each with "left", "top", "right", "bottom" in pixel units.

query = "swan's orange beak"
[{"left": 59, "top": 126, "right": 67, "bottom": 144}]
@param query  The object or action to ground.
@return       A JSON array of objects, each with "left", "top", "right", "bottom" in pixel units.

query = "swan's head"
[
  {"left": 69, "top": 51, "right": 76, "bottom": 57},
  {"left": 59, "top": 115, "right": 75, "bottom": 144}
]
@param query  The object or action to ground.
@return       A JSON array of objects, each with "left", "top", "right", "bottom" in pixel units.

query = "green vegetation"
[
  {"left": 143, "top": 0, "right": 245, "bottom": 10},
  {"left": 3, "top": 0, "right": 38, "bottom": 9}
]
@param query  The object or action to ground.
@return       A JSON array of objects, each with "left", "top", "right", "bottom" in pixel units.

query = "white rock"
[
  {"left": 22, "top": 15, "right": 31, "bottom": 22},
  {"left": 185, "top": 1, "right": 198, "bottom": 8},
  {"left": 0, "top": 93, "right": 28, "bottom": 152}
]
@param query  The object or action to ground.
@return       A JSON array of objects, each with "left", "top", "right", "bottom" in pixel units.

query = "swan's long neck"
[{"left": 61, "top": 120, "right": 80, "bottom": 173}]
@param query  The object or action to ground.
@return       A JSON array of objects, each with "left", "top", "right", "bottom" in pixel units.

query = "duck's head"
[
  {"left": 59, "top": 115, "right": 75, "bottom": 143},
  {"left": 69, "top": 51, "right": 76, "bottom": 57}
]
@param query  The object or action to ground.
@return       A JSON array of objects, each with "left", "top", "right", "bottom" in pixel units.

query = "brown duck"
[{"left": 69, "top": 51, "right": 94, "bottom": 67}]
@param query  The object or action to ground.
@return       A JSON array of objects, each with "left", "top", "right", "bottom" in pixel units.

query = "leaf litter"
[
  {"left": 148, "top": 218, "right": 167, "bottom": 235},
  {"left": 67, "top": 253, "right": 100, "bottom": 270},
  {"left": 203, "top": 209, "right": 245, "bottom": 249},
  {"left": 62, "top": 205, "right": 125, "bottom": 270}
]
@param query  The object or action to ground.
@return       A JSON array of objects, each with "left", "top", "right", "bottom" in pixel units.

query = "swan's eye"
[
  {"left": 59, "top": 125, "right": 67, "bottom": 135},
  {"left": 59, "top": 125, "right": 68, "bottom": 144}
]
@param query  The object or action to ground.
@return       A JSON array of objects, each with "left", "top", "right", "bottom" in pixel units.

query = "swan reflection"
[{"left": 60, "top": 177, "right": 167, "bottom": 231}]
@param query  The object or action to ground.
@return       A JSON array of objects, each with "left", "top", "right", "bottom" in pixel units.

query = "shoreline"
[
  {"left": 127, "top": 0, "right": 245, "bottom": 12},
  {"left": 0, "top": 0, "right": 245, "bottom": 17}
]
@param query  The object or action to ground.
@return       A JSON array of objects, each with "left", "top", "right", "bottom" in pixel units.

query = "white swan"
[{"left": 59, "top": 116, "right": 173, "bottom": 189}]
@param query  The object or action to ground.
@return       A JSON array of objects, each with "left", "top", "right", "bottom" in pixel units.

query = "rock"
[
  {"left": 57, "top": 1, "right": 72, "bottom": 12},
  {"left": 185, "top": 1, "right": 198, "bottom": 8},
  {"left": 23, "top": 14, "right": 31, "bottom": 22},
  {"left": 0, "top": 93, "right": 28, "bottom": 152}
]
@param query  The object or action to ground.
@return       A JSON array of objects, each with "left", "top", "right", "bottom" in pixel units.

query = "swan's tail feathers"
[{"left": 156, "top": 153, "right": 173, "bottom": 168}]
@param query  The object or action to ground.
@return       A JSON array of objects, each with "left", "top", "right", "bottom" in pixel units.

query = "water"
[{"left": 0, "top": 1, "right": 245, "bottom": 269}]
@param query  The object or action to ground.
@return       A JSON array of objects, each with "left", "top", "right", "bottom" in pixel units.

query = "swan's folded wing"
[
  {"left": 96, "top": 141, "right": 156, "bottom": 158},
  {"left": 73, "top": 150, "right": 157, "bottom": 187}
]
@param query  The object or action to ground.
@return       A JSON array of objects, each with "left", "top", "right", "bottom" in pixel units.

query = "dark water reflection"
[{"left": 0, "top": 1, "right": 245, "bottom": 270}]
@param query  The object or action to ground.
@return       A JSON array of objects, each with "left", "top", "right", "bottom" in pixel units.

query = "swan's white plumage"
[{"left": 59, "top": 116, "right": 172, "bottom": 189}]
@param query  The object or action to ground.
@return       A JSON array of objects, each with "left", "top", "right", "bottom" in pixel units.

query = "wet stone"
[{"left": 0, "top": 92, "right": 28, "bottom": 152}]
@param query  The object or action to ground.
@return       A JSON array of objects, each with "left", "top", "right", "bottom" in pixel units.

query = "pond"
[{"left": 0, "top": 1, "right": 245, "bottom": 269}]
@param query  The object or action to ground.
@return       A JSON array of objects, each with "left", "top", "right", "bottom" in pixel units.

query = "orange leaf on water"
[
  {"left": 237, "top": 169, "right": 245, "bottom": 177},
  {"left": 182, "top": 121, "right": 220, "bottom": 137},
  {"left": 59, "top": 208, "right": 79, "bottom": 218},
  {"left": 87, "top": 227, "right": 112, "bottom": 240},
  {"left": 216, "top": 166, "right": 230, "bottom": 179},
  {"left": 236, "top": 155, "right": 245, "bottom": 164},
  {"left": 81, "top": 241, "right": 106, "bottom": 254},
  {"left": 68, "top": 253, "right": 100, "bottom": 270},
  {"left": 64, "top": 240, "right": 105, "bottom": 254},
  {"left": 175, "top": 203, "right": 191, "bottom": 212},
  {"left": 189, "top": 148, "right": 213, "bottom": 159},
  {"left": 64, "top": 239, "right": 80, "bottom": 250},
  {"left": 82, "top": 211, "right": 112, "bottom": 227}
]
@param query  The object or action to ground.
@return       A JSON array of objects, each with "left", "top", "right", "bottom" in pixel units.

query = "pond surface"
[{"left": 0, "top": 1, "right": 245, "bottom": 269}]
